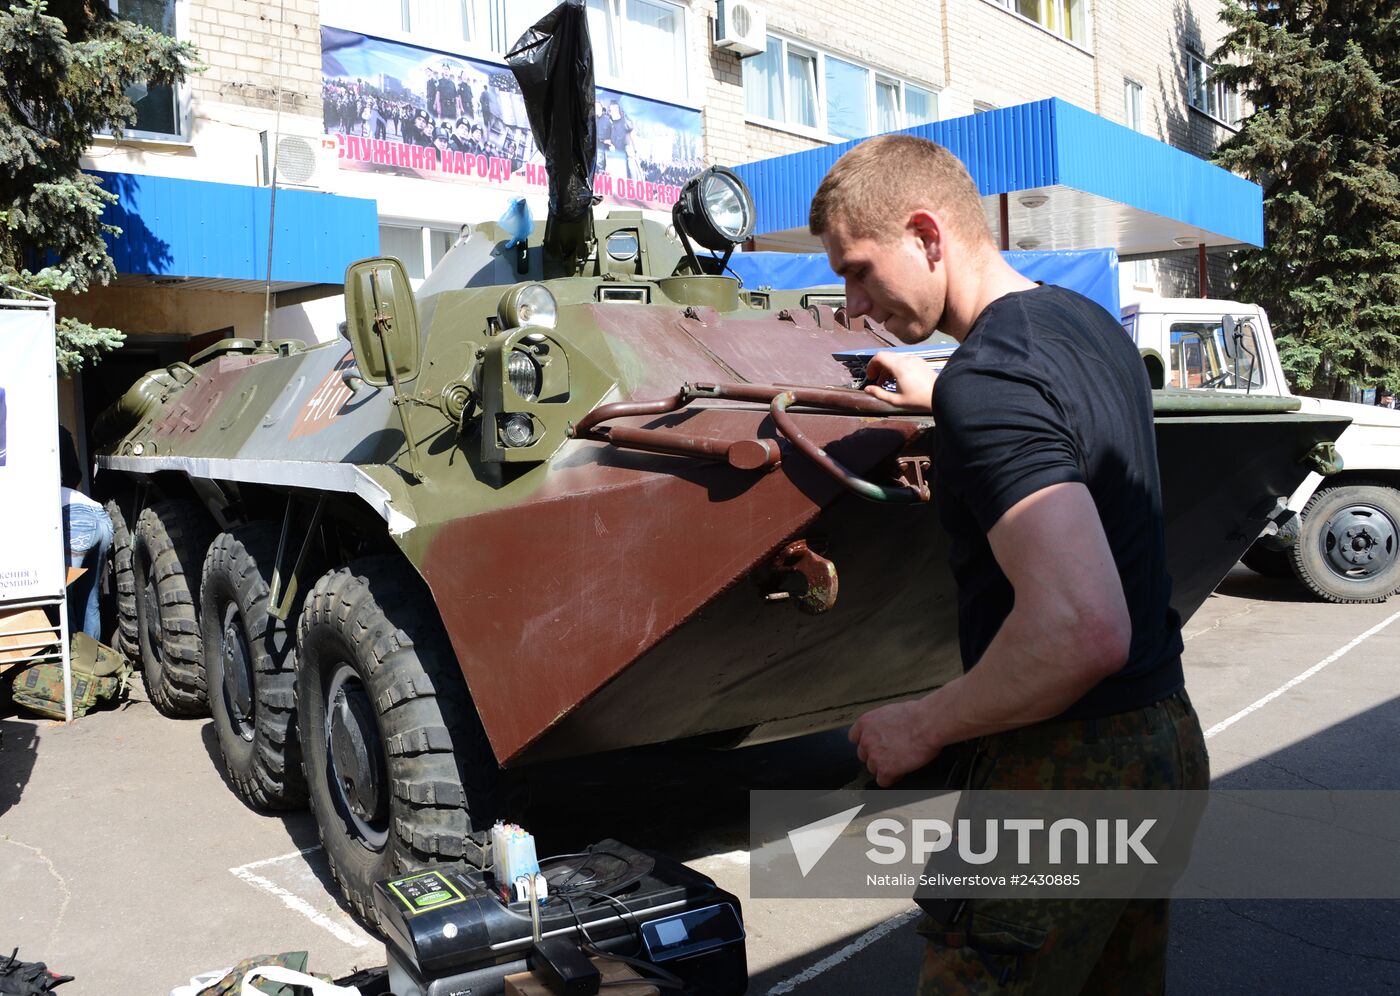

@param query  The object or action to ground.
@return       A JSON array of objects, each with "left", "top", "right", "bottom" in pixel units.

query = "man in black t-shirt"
[{"left": 810, "top": 134, "right": 1208, "bottom": 993}]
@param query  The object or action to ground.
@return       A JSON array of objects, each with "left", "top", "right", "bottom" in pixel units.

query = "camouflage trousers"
[{"left": 915, "top": 689, "right": 1210, "bottom": 996}]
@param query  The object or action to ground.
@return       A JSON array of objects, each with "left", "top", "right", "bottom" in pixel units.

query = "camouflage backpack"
[{"left": 11, "top": 633, "right": 131, "bottom": 720}]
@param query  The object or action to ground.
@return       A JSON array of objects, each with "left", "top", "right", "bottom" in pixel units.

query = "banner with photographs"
[{"left": 321, "top": 26, "right": 703, "bottom": 211}]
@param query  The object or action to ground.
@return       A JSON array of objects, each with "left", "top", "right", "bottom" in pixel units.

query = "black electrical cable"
[
  {"left": 558, "top": 893, "right": 641, "bottom": 959},
  {"left": 557, "top": 889, "right": 685, "bottom": 991},
  {"left": 575, "top": 890, "right": 687, "bottom": 991},
  {"left": 541, "top": 848, "right": 692, "bottom": 992},
  {"left": 540, "top": 846, "right": 640, "bottom": 898},
  {"left": 707, "top": 248, "right": 746, "bottom": 286}
]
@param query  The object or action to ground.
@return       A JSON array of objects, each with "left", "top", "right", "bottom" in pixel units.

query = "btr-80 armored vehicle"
[{"left": 93, "top": 5, "right": 1347, "bottom": 924}]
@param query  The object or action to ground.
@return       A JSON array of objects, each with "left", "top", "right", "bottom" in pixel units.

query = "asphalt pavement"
[{"left": 2, "top": 564, "right": 1398, "bottom": 994}]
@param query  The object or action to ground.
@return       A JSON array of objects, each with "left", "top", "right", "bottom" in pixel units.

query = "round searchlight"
[
  {"left": 498, "top": 282, "right": 558, "bottom": 330},
  {"left": 675, "top": 166, "right": 756, "bottom": 251}
]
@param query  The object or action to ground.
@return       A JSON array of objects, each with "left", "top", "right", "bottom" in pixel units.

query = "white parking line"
[
  {"left": 232, "top": 845, "right": 324, "bottom": 872},
  {"left": 1204, "top": 608, "right": 1400, "bottom": 740},
  {"left": 766, "top": 909, "right": 922, "bottom": 995},
  {"left": 229, "top": 847, "right": 371, "bottom": 948}
]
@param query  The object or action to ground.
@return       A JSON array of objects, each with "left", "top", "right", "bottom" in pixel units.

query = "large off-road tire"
[
  {"left": 201, "top": 524, "right": 308, "bottom": 810},
  {"left": 133, "top": 501, "right": 215, "bottom": 716},
  {"left": 1241, "top": 542, "right": 1293, "bottom": 579},
  {"left": 296, "top": 558, "right": 500, "bottom": 925},
  {"left": 104, "top": 498, "right": 138, "bottom": 658},
  {"left": 1291, "top": 482, "right": 1400, "bottom": 604}
]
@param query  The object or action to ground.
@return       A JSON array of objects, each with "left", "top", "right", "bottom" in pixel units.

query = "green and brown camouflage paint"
[{"left": 94, "top": 213, "right": 1349, "bottom": 767}]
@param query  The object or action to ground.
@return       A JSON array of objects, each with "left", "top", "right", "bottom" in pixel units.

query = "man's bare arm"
[{"left": 850, "top": 481, "right": 1132, "bottom": 785}]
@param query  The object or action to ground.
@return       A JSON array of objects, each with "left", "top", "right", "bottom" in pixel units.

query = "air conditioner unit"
[
  {"left": 715, "top": 0, "right": 766, "bottom": 58},
  {"left": 259, "top": 132, "right": 328, "bottom": 189}
]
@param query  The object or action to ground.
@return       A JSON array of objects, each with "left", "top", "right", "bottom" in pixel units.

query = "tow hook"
[
  {"left": 761, "top": 540, "right": 839, "bottom": 614},
  {"left": 897, "top": 455, "right": 932, "bottom": 495},
  {"left": 1304, "top": 442, "right": 1342, "bottom": 476}
]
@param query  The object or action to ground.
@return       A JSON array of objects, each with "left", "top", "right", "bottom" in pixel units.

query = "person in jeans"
[{"left": 58, "top": 428, "right": 112, "bottom": 641}]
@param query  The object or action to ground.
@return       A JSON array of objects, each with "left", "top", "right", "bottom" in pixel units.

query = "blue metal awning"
[
  {"left": 728, "top": 247, "right": 1122, "bottom": 317},
  {"left": 732, "top": 98, "right": 1262, "bottom": 255},
  {"left": 92, "top": 170, "right": 379, "bottom": 287}
]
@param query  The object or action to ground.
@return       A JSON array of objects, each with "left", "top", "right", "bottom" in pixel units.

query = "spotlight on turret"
[{"left": 673, "top": 166, "right": 756, "bottom": 275}]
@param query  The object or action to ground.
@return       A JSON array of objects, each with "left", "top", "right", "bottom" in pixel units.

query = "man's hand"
[
  {"left": 863, "top": 351, "right": 937, "bottom": 411},
  {"left": 848, "top": 698, "right": 942, "bottom": 787}
]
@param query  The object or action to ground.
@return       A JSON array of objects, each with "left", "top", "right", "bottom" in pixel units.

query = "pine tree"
[
  {"left": 1211, "top": 0, "right": 1400, "bottom": 398},
  {"left": 0, "top": 0, "right": 197, "bottom": 373}
]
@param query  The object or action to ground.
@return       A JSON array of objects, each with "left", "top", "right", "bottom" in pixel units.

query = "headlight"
[
  {"left": 498, "top": 283, "right": 558, "bottom": 330},
  {"left": 675, "top": 166, "right": 756, "bottom": 251},
  {"left": 500, "top": 413, "right": 535, "bottom": 448},
  {"left": 506, "top": 349, "right": 542, "bottom": 401}
]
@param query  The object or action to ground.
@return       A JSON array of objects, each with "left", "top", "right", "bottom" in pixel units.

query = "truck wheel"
[
  {"left": 201, "top": 525, "right": 307, "bottom": 810},
  {"left": 104, "top": 498, "right": 138, "bottom": 658},
  {"left": 133, "top": 501, "right": 215, "bottom": 717},
  {"left": 1241, "top": 542, "right": 1292, "bottom": 579},
  {"left": 296, "top": 558, "right": 499, "bottom": 925},
  {"left": 1292, "top": 483, "right": 1400, "bottom": 604}
]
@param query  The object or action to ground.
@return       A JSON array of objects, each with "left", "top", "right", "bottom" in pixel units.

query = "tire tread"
[
  {"left": 1291, "top": 481, "right": 1400, "bottom": 604},
  {"left": 201, "top": 523, "right": 309, "bottom": 810},
  {"left": 134, "top": 501, "right": 215, "bottom": 717},
  {"left": 297, "top": 557, "right": 498, "bottom": 926}
]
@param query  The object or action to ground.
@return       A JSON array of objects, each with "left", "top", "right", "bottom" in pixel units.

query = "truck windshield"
[{"left": 1169, "top": 320, "right": 1265, "bottom": 390}]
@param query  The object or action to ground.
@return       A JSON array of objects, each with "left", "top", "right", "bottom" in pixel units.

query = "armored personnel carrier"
[{"left": 93, "top": 4, "right": 1347, "bottom": 924}]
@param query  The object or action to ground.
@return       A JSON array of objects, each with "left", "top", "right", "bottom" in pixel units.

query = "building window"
[
  {"left": 824, "top": 56, "right": 869, "bottom": 140},
  {"left": 404, "top": 0, "right": 478, "bottom": 44},
  {"left": 324, "top": 0, "right": 688, "bottom": 101},
  {"left": 743, "top": 35, "right": 938, "bottom": 140},
  {"left": 1131, "top": 258, "right": 1153, "bottom": 289},
  {"left": 1124, "top": 79, "right": 1143, "bottom": 131},
  {"left": 874, "top": 78, "right": 937, "bottom": 133},
  {"left": 620, "top": 0, "right": 687, "bottom": 101},
  {"left": 785, "top": 45, "right": 819, "bottom": 128},
  {"left": 107, "top": 0, "right": 184, "bottom": 138},
  {"left": 1186, "top": 51, "right": 1240, "bottom": 126},
  {"left": 380, "top": 224, "right": 457, "bottom": 281},
  {"left": 988, "top": 0, "right": 1087, "bottom": 45}
]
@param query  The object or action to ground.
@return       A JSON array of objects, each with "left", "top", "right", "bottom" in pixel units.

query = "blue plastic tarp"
[{"left": 727, "top": 248, "right": 1121, "bottom": 319}]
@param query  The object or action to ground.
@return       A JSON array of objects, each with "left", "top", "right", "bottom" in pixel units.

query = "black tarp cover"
[{"left": 506, "top": 0, "right": 596, "bottom": 236}]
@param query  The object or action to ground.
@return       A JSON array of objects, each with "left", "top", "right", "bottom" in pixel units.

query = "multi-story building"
[{"left": 65, "top": 0, "right": 1249, "bottom": 433}]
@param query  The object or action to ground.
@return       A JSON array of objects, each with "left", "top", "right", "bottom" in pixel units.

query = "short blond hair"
[{"left": 809, "top": 134, "right": 993, "bottom": 246}]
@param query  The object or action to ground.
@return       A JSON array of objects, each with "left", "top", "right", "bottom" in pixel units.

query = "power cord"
[{"left": 556, "top": 894, "right": 685, "bottom": 992}]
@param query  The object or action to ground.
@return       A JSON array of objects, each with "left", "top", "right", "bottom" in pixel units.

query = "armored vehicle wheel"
[
  {"left": 104, "top": 498, "right": 138, "bottom": 658},
  {"left": 202, "top": 525, "right": 308, "bottom": 809},
  {"left": 133, "top": 501, "right": 215, "bottom": 717},
  {"left": 1292, "top": 483, "right": 1400, "bottom": 604},
  {"left": 296, "top": 558, "right": 499, "bottom": 925},
  {"left": 1241, "top": 542, "right": 1292, "bottom": 579}
]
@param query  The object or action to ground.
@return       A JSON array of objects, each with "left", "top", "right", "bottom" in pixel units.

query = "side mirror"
[
  {"left": 1221, "top": 315, "right": 1236, "bottom": 338},
  {"left": 344, "top": 257, "right": 421, "bottom": 388}
]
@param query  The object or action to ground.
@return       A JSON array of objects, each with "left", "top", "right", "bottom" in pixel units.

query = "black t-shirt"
[{"left": 932, "top": 284, "right": 1184, "bottom": 720}]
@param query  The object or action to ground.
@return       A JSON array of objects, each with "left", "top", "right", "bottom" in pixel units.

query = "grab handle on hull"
[{"left": 571, "top": 382, "right": 931, "bottom": 503}]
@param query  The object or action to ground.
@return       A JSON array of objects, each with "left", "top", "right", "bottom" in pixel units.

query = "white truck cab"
[{"left": 1122, "top": 297, "right": 1400, "bottom": 603}]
